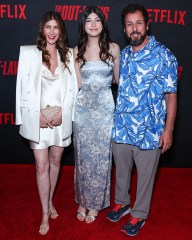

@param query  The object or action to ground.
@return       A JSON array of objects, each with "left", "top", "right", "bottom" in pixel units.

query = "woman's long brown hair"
[
  {"left": 36, "top": 11, "right": 71, "bottom": 72},
  {"left": 76, "top": 6, "right": 112, "bottom": 67}
]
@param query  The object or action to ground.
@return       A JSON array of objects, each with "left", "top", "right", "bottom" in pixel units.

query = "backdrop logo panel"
[
  {"left": 0, "top": 0, "right": 191, "bottom": 167},
  {"left": 55, "top": 5, "right": 110, "bottom": 21},
  {"left": 0, "top": 4, "right": 27, "bottom": 19},
  {"left": 147, "top": 9, "right": 186, "bottom": 25}
]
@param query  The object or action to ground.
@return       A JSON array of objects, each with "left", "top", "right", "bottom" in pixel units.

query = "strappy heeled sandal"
[
  {"left": 50, "top": 208, "right": 59, "bottom": 219},
  {"left": 77, "top": 211, "right": 87, "bottom": 221},
  {"left": 85, "top": 214, "right": 98, "bottom": 224},
  {"left": 39, "top": 223, "right": 49, "bottom": 235}
]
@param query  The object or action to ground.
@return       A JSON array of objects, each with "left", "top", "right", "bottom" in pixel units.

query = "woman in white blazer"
[{"left": 15, "top": 11, "right": 78, "bottom": 235}]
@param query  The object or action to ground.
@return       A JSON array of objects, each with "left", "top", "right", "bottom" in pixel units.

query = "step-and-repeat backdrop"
[{"left": 0, "top": 0, "right": 191, "bottom": 167}]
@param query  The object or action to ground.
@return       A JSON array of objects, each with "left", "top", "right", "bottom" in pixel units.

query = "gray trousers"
[{"left": 112, "top": 141, "right": 161, "bottom": 219}]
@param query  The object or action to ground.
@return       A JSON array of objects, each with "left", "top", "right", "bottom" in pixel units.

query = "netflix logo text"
[
  {"left": 0, "top": 113, "right": 15, "bottom": 125},
  {"left": 147, "top": 9, "right": 186, "bottom": 25},
  {"left": 0, "top": 4, "right": 27, "bottom": 19}
]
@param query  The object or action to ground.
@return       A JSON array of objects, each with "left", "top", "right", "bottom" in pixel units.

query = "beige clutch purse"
[{"left": 41, "top": 105, "right": 61, "bottom": 121}]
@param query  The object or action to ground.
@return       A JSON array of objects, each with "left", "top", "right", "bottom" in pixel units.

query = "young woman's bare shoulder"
[
  {"left": 109, "top": 42, "right": 120, "bottom": 58},
  {"left": 110, "top": 42, "right": 120, "bottom": 49},
  {"left": 73, "top": 46, "right": 78, "bottom": 55}
]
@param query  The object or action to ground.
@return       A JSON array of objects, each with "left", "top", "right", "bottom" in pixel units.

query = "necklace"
[{"left": 49, "top": 49, "right": 57, "bottom": 61}]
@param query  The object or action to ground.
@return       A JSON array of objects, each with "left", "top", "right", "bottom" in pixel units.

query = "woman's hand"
[
  {"left": 40, "top": 111, "right": 53, "bottom": 129},
  {"left": 50, "top": 108, "right": 62, "bottom": 126}
]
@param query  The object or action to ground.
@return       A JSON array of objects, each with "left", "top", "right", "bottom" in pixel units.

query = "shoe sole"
[
  {"left": 106, "top": 208, "right": 130, "bottom": 222},
  {"left": 121, "top": 221, "right": 145, "bottom": 236}
]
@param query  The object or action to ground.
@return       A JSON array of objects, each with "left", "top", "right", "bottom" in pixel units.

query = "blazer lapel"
[{"left": 32, "top": 48, "right": 42, "bottom": 101}]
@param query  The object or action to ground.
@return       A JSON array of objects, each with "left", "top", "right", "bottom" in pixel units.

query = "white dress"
[{"left": 30, "top": 64, "right": 68, "bottom": 149}]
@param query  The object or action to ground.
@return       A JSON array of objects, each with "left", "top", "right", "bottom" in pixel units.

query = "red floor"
[{"left": 0, "top": 164, "right": 191, "bottom": 240}]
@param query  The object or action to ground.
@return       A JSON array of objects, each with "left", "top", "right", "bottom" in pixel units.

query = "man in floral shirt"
[{"left": 106, "top": 3, "right": 178, "bottom": 236}]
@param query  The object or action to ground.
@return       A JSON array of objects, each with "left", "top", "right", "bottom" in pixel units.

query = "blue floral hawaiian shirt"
[{"left": 112, "top": 36, "right": 178, "bottom": 149}]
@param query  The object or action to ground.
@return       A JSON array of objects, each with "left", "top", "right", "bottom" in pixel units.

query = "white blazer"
[{"left": 15, "top": 45, "right": 78, "bottom": 143}]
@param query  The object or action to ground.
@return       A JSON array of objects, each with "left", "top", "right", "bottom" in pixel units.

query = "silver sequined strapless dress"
[{"left": 73, "top": 61, "right": 115, "bottom": 211}]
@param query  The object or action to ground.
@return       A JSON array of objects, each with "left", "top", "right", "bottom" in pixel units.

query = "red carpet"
[{"left": 0, "top": 164, "right": 191, "bottom": 240}]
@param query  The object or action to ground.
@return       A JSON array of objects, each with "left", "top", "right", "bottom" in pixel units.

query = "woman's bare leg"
[
  {"left": 33, "top": 148, "right": 50, "bottom": 234},
  {"left": 48, "top": 146, "right": 64, "bottom": 218}
]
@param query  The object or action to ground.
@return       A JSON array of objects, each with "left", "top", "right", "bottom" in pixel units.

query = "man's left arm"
[{"left": 159, "top": 92, "right": 177, "bottom": 153}]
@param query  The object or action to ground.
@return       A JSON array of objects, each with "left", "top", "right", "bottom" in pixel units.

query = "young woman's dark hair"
[
  {"left": 37, "top": 11, "right": 70, "bottom": 71},
  {"left": 76, "top": 6, "right": 112, "bottom": 67},
  {"left": 121, "top": 4, "right": 149, "bottom": 27}
]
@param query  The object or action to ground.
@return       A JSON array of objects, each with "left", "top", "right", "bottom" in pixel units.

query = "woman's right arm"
[
  {"left": 110, "top": 43, "right": 120, "bottom": 84},
  {"left": 15, "top": 46, "right": 24, "bottom": 125}
]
